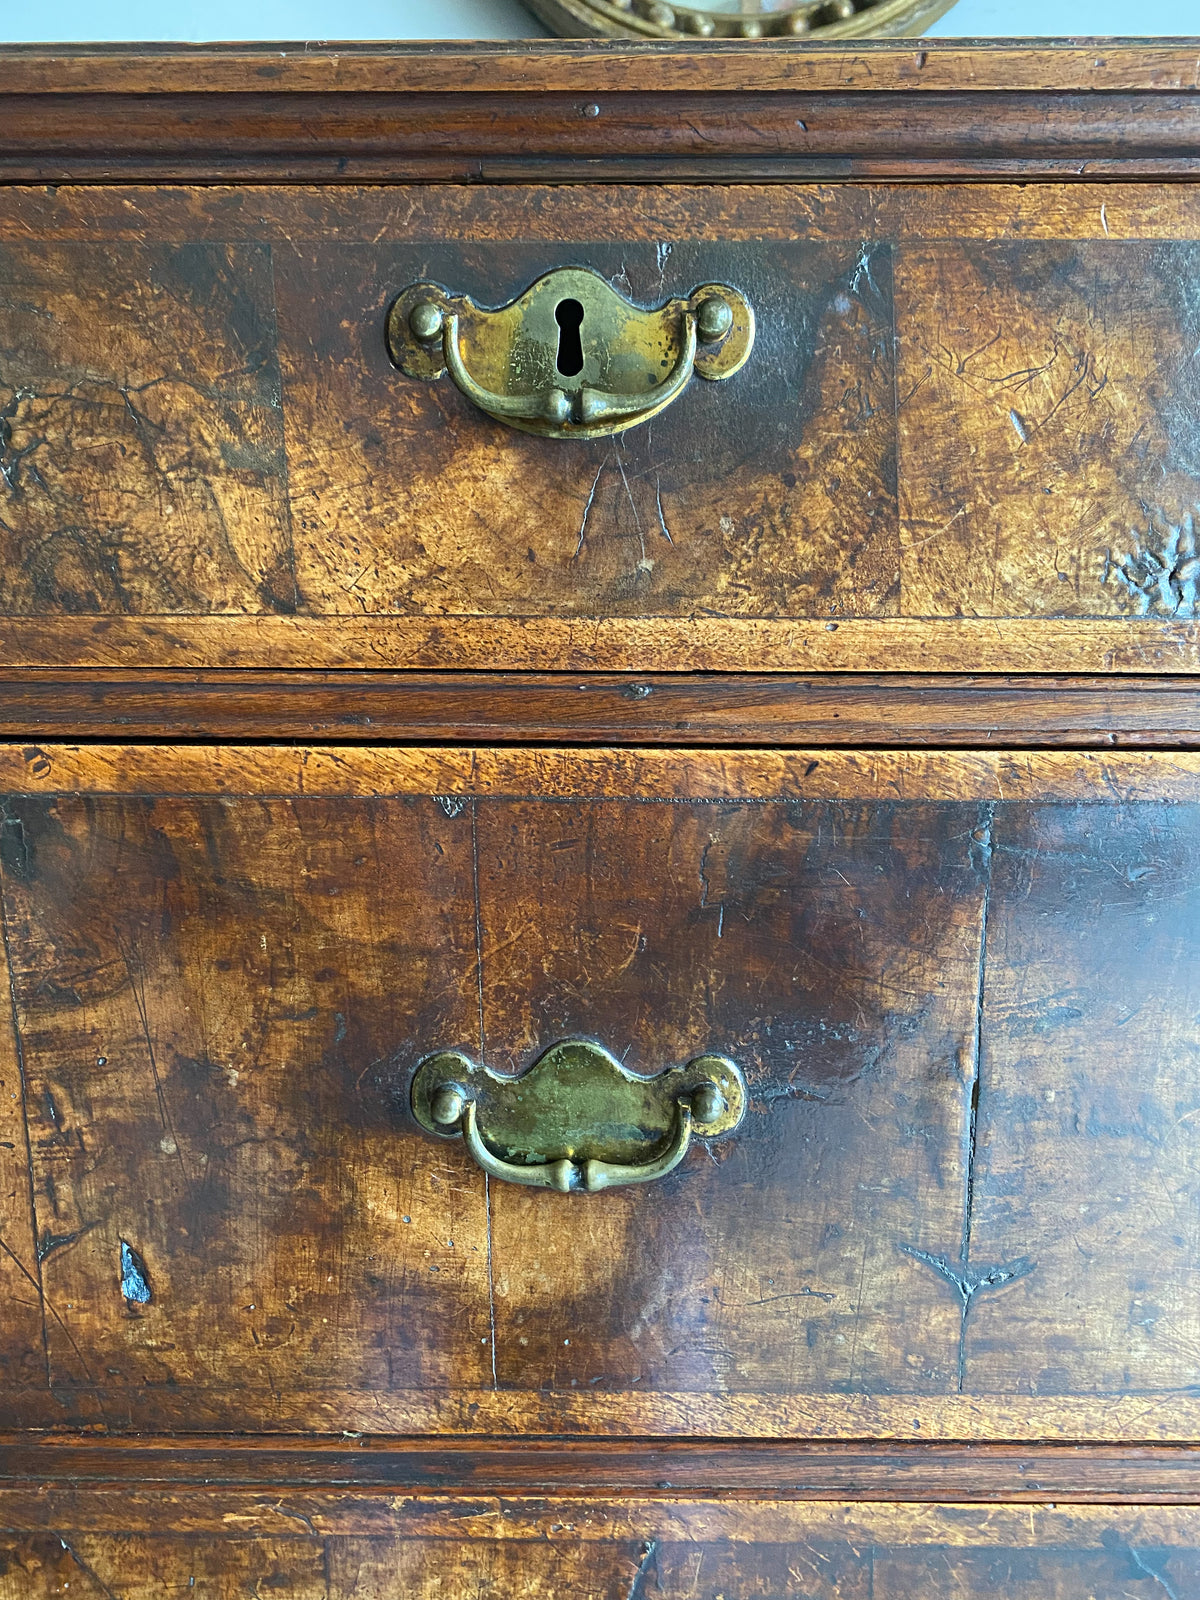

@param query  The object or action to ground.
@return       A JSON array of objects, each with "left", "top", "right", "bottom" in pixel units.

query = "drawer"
[
  {"left": 2, "top": 1496, "right": 1199, "bottom": 1598},
  {"left": 3, "top": 184, "right": 1200, "bottom": 674},
  {"left": 3, "top": 743, "right": 1200, "bottom": 1440}
]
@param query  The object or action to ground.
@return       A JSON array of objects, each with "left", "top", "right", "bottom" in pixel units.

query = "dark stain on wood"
[
  {"left": 0, "top": 791, "right": 492, "bottom": 1400},
  {"left": 2, "top": 768, "right": 1196, "bottom": 1424}
]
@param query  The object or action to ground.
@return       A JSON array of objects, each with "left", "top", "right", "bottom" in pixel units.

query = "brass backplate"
[
  {"left": 386, "top": 266, "right": 754, "bottom": 440},
  {"left": 412, "top": 1038, "right": 746, "bottom": 1167}
]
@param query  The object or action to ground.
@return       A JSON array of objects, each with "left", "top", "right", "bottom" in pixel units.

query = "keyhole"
[{"left": 555, "top": 298, "right": 585, "bottom": 377}]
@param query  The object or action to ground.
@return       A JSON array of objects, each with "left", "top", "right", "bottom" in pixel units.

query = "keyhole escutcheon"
[{"left": 555, "top": 298, "right": 585, "bottom": 376}]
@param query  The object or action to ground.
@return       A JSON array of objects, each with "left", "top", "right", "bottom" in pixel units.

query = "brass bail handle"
[
  {"left": 387, "top": 267, "right": 755, "bottom": 441},
  {"left": 411, "top": 1039, "right": 747, "bottom": 1193}
]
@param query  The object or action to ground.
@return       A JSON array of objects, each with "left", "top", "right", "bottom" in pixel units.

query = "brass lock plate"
[{"left": 386, "top": 267, "right": 755, "bottom": 440}]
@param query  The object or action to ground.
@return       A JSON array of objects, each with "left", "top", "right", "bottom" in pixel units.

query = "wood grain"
[
  {"left": 4, "top": 190, "right": 1200, "bottom": 669},
  {"left": 3, "top": 42, "right": 1200, "bottom": 96},
  {"left": 6, "top": 42, "right": 1200, "bottom": 96},
  {"left": 4, "top": 671, "right": 1200, "bottom": 746},
  {"left": 3, "top": 1513, "right": 1192, "bottom": 1600},
  {"left": 2, "top": 1493, "right": 1200, "bottom": 1544},
  {"left": 5, "top": 744, "right": 1200, "bottom": 805},
  {"left": 897, "top": 240, "right": 1200, "bottom": 623},
  {"left": 967, "top": 801, "right": 1200, "bottom": 1396},
  {"left": 0, "top": 747, "right": 1199, "bottom": 1438},
  {"left": 0, "top": 57, "right": 1197, "bottom": 182},
  {"left": 9, "top": 1386, "right": 1200, "bottom": 1440},
  {"left": 0, "top": 241, "right": 293, "bottom": 617},
  {"left": 2, "top": 38, "right": 1200, "bottom": 1563},
  {"left": 6, "top": 1436, "right": 1200, "bottom": 1501},
  {"left": 0, "top": 936, "right": 42, "bottom": 1393},
  {"left": 8, "top": 615, "right": 1200, "bottom": 673},
  {"left": 3, "top": 184, "right": 1200, "bottom": 247},
  {"left": 276, "top": 236, "right": 896, "bottom": 626},
  {"left": 0, "top": 790, "right": 491, "bottom": 1403},
  {"left": 330, "top": 1538, "right": 657, "bottom": 1600},
  {"left": 479, "top": 793, "right": 982, "bottom": 1397},
  {"left": 0, "top": 1534, "right": 327, "bottom": 1598}
]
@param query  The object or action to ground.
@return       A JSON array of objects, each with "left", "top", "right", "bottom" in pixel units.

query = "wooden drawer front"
[
  {"left": 2, "top": 745, "right": 1200, "bottom": 1438},
  {"left": 1, "top": 1499, "right": 1199, "bottom": 1598},
  {"left": 3, "top": 186, "right": 1200, "bottom": 673}
]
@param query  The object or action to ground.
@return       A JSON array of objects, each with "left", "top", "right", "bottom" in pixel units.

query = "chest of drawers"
[{"left": 2, "top": 39, "right": 1200, "bottom": 1598}]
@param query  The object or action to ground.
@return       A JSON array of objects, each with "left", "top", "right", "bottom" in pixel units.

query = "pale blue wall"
[{"left": 0, "top": 0, "right": 1195, "bottom": 43}]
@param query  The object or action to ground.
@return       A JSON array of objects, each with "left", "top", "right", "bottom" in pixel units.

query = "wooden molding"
[
  {"left": 3, "top": 41, "right": 1200, "bottom": 95},
  {"left": 1, "top": 44, "right": 1200, "bottom": 182},
  {"left": 3, "top": 1436, "right": 1200, "bottom": 1504},
  {"left": 4, "top": 617, "right": 1200, "bottom": 675},
  {"left": 3, "top": 670, "right": 1200, "bottom": 747}
]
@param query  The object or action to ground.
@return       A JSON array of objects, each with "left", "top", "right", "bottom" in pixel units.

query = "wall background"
[{"left": 0, "top": 0, "right": 1195, "bottom": 44}]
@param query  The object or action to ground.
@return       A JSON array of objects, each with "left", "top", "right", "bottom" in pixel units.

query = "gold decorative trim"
[{"left": 523, "top": 0, "right": 957, "bottom": 41}]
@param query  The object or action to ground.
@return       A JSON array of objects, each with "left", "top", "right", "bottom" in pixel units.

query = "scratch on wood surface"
[
  {"left": 573, "top": 462, "right": 604, "bottom": 561},
  {"left": 58, "top": 1537, "right": 120, "bottom": 1600},
  {"left": 470, "top": 799, "right": 498, "bottom": 1394},
  {"left": 1103, "top": 1531, "right": 1182, "bottom": 1600},
  {"left": 655, "top": 475, "right": 674, "bottom": 545},
  {"left": 899, "top": 1243, "right": 1037, "bottom": 1392},
  {"left": 37, "top": 1220, "right": 98, "bottom": 1264}
]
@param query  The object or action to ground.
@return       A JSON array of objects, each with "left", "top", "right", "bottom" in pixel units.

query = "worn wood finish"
[
  {"left": 0, "top": 746, "right": 1198, "bottom": 1440},
  {"left": 6, "top": 671, "right": 1200, "bottom": 746},
  {"left": 4, "top": 743, "right": 1200, "bottom": 804},
  {"left": 4, "top": 1491, "right": 1190, "bottom": 1542},
  {"left": 1, "top": 1502, "right": 1199, "bottom": 1598},
  {"left": 277, "top": 235, "right": 896, "bottom": 627},
  {"left": 2, "top": 43, "right": 1200, "bottom": 184},
  {"left": 4, "top": 43, "right": 1200, "bottom": 1573},
  {"left": 7, "top": 1436, "right": 1200, "bottom": 1501},
  {"left": 896, "top": 240, "right": 1200, "bottom": 622},
  {"left": 4, "top": 182, "right": 1200, "bottom": 246},
  {"left": 969, "top": 801, "right": 1200, "bottom": 1396},
  {"left": 1, "top": 785, "right": 491, "bottom": 1407},
  {"left": 0, "top": 1534, "right": 328, "bottom": 1598},
  {"left": 478, "top": 791, "right": 982, "bottom": 1398},
  {"left": 0, "top": 961, "right": 42, "bottom": 1391},
  {"left": 5, "top": 90, "right": 1200, "bottom": 185},
  {"left": 4, "top": 1492, "right": 1200, "bottom": 1541},
  {"left": 12, "top": 615, "right": 1200, "bottom": 672},
  {"left": 7, "top": 42, "right": 1200, "bottom": 96},
  {"left": 13, "top": 1386, "right": 1200, "bottom": 1440},
  {"left": 0, "top": 240, "right": 293, "bottom": 618},
  {"left": 5, "top": 183, "right": 1200, "bottom": 672}
]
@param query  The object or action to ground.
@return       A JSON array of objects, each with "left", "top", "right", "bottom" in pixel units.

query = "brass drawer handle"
[
  {"left": 411, "top": 1037, "right": 746, "bottom": 1193},
  {"left": 387, "top": 267, "right": 754, "bottom": 440}
]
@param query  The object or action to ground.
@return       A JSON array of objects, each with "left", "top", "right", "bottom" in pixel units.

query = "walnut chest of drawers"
[{"left": 2, "top": 38, "right": 1200, "bottom": 1599}]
